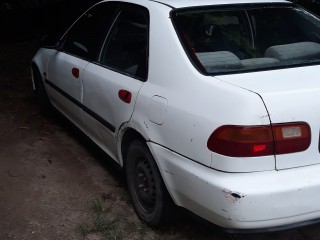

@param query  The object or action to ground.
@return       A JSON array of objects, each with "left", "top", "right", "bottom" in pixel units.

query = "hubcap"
[{"left": 134, "top": 158, "right": 156, "bottom": 213}]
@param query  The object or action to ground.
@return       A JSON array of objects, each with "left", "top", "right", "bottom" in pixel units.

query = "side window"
[
  {"left": 100, "top": 7, "right": 149, "bottom": 80},
  {"left": 62, "top": 3, "right": 117, "bottom": 60}
]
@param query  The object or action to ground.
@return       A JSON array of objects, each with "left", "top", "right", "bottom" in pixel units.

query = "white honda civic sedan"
[{"left": 32, "top": 0, "right": 320, "bottom": 231}]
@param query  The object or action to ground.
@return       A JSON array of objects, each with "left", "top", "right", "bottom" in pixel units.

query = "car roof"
[{"left": 147, "top": 0, "right": 289, "bottom": 9}]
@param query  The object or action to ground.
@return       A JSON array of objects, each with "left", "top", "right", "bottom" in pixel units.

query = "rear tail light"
[
  {"left": 273, "top": 123, "right": 311, "bottom": 155},
  {"left": 207, "top": 122, "right": 311, "bottom": 157}
]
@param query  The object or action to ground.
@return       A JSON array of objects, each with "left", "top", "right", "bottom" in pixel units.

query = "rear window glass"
[{"left": 172, "top": 4, "right": 320, "bottom": 75}]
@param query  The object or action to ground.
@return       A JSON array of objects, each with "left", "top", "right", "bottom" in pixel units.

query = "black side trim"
[{"left": 45, "top": 79, "right": 116, "bottom": 133}]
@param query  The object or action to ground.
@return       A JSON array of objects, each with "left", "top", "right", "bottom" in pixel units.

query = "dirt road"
[{"left": 1, "top": 39, "right": 320, "bottom": 240}]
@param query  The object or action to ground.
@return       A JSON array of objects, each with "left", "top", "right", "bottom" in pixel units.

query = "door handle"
[
  {"left": 72, "top": 67, "right": 80, "bottom": 78},
  {"left": 118, "top": 90, "right": 132, "bottom": 104}
]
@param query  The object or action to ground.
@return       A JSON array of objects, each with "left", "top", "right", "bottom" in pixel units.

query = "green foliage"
[{"left": 79, "top": 197, "right": 122, "bottom": 240}]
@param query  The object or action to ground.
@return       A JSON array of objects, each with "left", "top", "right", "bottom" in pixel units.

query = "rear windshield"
[{"left": 172, "top": 4, "right": 320, "bottom": 75}]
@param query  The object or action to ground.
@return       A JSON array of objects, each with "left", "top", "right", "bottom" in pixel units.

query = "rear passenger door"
[{"left": 82, "top": 4, "right": 149, "bottom": 161}]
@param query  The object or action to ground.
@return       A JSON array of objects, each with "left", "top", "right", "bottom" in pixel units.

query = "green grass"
[
  {"left": 79, "top": 197, "right": 122, "bottom": 240},
  {"left": 91, "top": 197, "right": 113, "bottom": 215}
]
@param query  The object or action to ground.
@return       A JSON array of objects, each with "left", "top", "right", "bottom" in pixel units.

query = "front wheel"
[{"left": 125, "top": 140, "right": 173, "bottom": 227}]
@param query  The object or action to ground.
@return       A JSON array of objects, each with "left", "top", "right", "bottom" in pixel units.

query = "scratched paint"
[{"left": 222, "top": 188, "right": 245, "bottom": 204}]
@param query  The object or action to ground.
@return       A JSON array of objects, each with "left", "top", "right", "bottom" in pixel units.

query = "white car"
[{"left": 32, "top": 0, "right": 320, "bottom": 231}]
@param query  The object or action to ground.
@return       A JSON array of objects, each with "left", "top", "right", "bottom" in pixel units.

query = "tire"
[
  {"left": 125, "top": 140, "right": 173, "bottom": 227},
  {"left": 33, "top": 70, "right": 52, "bottom": 115}
]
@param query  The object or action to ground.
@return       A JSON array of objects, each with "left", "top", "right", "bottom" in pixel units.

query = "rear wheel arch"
[
  {"left": 120, "top": 128, "right": 146, "bottom": 168},
  {"left": 121, "top": 129, "right": 175, "bottom": 226}
]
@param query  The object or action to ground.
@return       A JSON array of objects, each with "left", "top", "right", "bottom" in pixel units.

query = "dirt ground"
[{"left": 1, "top": 39, "right": 320, "bottom": 240}]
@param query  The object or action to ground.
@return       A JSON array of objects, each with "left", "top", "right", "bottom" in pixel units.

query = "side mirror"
[{"left": 40, "top": 35, "right": 60, "bottom": 48}]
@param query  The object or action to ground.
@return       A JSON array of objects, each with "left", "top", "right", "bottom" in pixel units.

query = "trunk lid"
[{"left": 216, "top": 65, "right": 320, "bottom": 170}]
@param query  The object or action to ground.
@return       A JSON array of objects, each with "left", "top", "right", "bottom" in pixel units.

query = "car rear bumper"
[{"left": 148, "top": 142, "right": 320, "bottom": 230}]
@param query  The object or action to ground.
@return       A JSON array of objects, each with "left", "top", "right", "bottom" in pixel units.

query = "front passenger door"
[{"left": 46, "top": 2, "right": 117, "bottom": 126}]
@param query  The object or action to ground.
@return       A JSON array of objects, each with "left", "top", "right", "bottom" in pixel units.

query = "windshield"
[{"left": 172, "top": 4, "right": 320, "bottom": 74}]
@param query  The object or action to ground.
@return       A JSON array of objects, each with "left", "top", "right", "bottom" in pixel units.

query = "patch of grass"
[
  {"left": 79, "top": 197, "right": 122, "bottom": 240},
  {"left": 91, "top": 197, "right": 113, "bottom": 215},
  {"left": 92, "top": 215, "right": 111, "bottom": 232},
  {"left": 137, "top": 222, "right": 148, "bottom": 239},
  {"left": 103, "top": 227, "right": 123, "bottom": 240},
  {"left": 79, "top": 223, "right": 90, "bottom": 237}
]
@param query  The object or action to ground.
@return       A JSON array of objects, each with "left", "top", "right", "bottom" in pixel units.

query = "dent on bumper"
[{"left": 148, "top": 142, "right": 320, "bottom": 229}]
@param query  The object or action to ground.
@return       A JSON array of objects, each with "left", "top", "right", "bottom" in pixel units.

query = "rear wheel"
[{"left": 125, "top": 140, "right": 173, "bottom": 227}]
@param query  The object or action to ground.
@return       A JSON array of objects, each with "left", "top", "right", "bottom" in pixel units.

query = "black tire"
[
  {"left": 125, "top": 140, "right": 173, "bottom": 227},
  {"left": 33, "top": 70, "right": 52, "bottom": 115}
]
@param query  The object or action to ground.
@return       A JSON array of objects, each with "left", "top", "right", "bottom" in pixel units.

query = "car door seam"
[{"left": 45, "top": 79, "right": 116, "bottom": 133}]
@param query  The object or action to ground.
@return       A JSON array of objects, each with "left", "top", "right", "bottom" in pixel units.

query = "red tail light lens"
[
  {"left": 207, "top": 123, "right": 311, "bottom": 157},
  {"left": 273, "top": 123, "right": 311, "bottom": 154},
  {"left": 207, "top": 125, "right": 274, "bottom": 157}
]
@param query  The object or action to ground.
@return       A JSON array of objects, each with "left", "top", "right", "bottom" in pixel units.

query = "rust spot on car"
[
  {"left": 222, "top": 188, "right": 245, "bottom": 203},
  {"left": 231, "top": 193, "right": 241, "bottom": 199}
]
